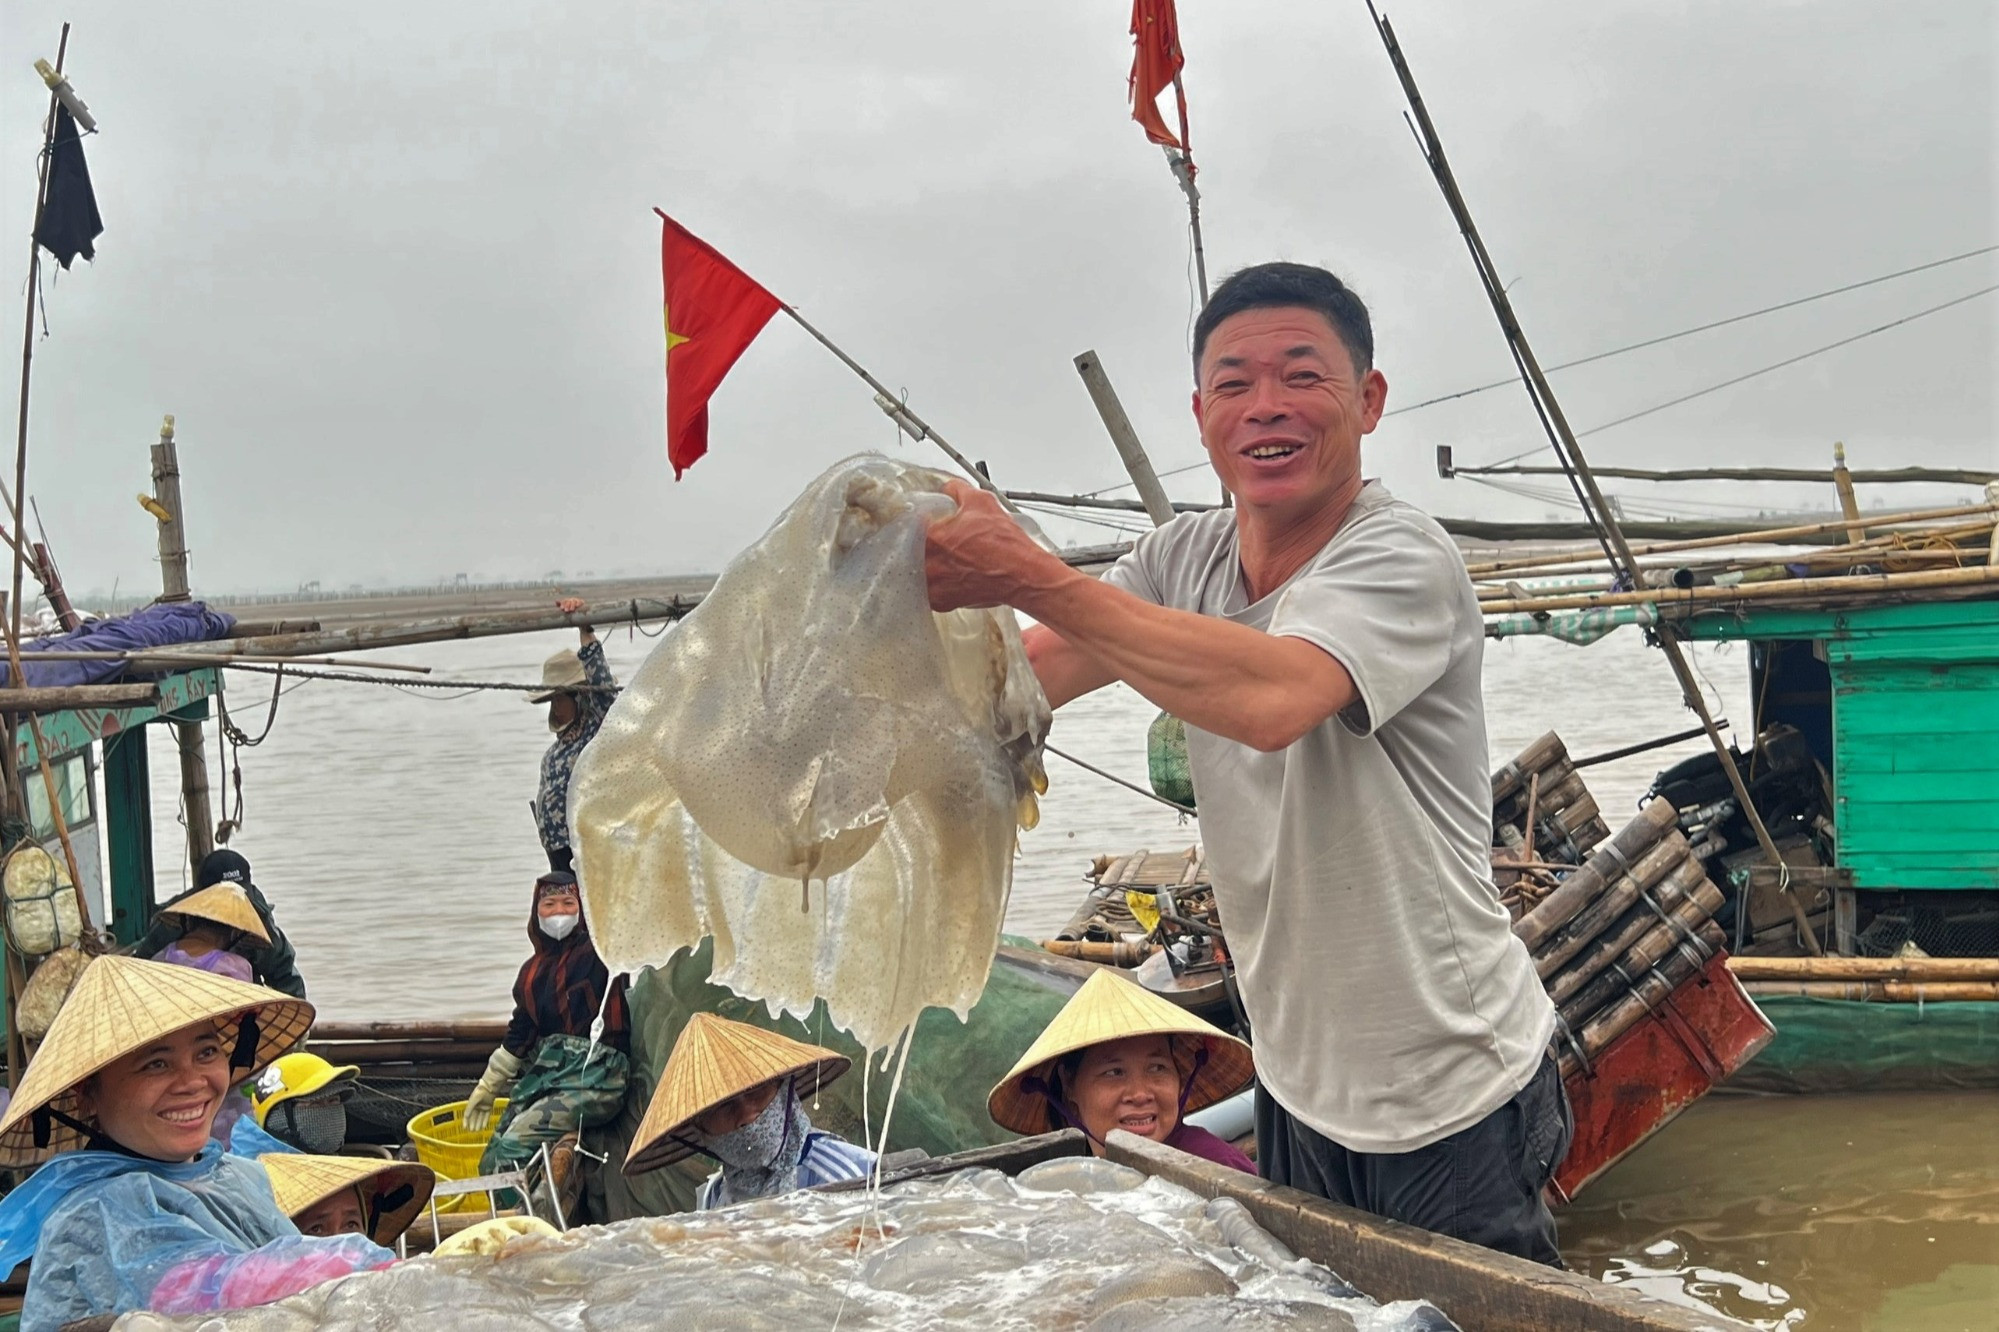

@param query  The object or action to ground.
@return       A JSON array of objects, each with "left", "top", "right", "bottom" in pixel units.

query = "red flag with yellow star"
[{"left": 656, "top": 210, "right": 783, "bottom": 477}]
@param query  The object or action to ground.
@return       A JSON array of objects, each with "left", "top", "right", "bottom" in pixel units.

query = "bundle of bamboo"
[
  {"left": 1490, "top": 732, "right": 1737, "bottom": 1076},
  {"left": 1489, "top": 732, "right": 1613, "bottom": 918}
]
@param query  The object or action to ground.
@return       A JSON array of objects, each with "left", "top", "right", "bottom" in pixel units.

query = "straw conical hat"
[
  {"left": 261, "top": 1153, "right": 437, "bottom": 1245},
  {"left": 161, "top": 881, "right": 271, "bottom": 943},
  {"left": 623, "top": 1013, "right": 851, "bottom": 1177},
  {"left": 987, "top": 969, "right": 1255, "bottom": 1136},
  {"left": 0, "top": 955, "right": 313, "bottom": 1166}
]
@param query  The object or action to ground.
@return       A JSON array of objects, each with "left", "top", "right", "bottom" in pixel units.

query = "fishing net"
[{"left": 570, "top": 455, "right": 1050, "bottom": 1053}]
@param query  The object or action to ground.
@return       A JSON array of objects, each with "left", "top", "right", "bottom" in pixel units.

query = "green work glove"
[{"left": 462, "top": 1047, "right": 523, "bottom": 1133}]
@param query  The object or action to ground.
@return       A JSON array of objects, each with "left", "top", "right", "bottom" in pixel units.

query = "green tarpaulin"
[
  {"left": 1726, "top": 997, "right": 1999, "bottom": 1094},
  {"left": 592, "top": 937, "right": 1086, "bottom": 1219}
]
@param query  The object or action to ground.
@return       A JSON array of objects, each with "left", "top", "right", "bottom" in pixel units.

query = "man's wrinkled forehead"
[{"left": 1198, "top": 306, "right": 1354, "bottom": 379}]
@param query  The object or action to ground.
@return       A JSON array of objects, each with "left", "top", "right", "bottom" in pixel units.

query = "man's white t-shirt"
[{"left": 1102, "top": 480, "right": 1554, "bottom": 1153}]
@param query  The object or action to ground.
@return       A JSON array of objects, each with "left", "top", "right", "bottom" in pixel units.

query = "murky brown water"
[
  {"left": 118, "top": 628, "right": 1994, "bottom": 1328},
  {"left": 1560, "top": 1092, "right": 1999, "bottom": 1331}
]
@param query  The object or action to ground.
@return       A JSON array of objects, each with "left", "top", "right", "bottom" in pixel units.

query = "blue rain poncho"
[{"left": 0, "top": 1142, "right": 392, "bottom": 1331}]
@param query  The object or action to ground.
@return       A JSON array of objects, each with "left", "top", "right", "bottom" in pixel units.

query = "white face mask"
[{"left": 538, "top": 912, "right": 580, "bottom": 941}]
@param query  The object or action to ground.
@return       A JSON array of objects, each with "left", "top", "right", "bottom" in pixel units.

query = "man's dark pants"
[{"left": 1254, "top": 1053, "right": 1573, "bottom": 1267}]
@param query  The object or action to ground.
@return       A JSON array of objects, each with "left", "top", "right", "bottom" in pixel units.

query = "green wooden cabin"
[{"left": 1685, "top": 597, "right": 1999, "bottom": 1090}]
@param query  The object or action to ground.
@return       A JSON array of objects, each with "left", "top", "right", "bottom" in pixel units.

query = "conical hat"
[
  {"left": 623, "top": 1013, "right": 851, "bottom": 1177},
  {"left": 987, "top": 969, "right": 1255, "bottom": 1136},
  {"left": 161, "top": 882, "right": 271, "bottom": 943},
  {"left": 261, "top": 1153, "right": 437, "bottom": 1246},
  {"left": 0, "top": 955, "right": 313, "bottom": 1166}
]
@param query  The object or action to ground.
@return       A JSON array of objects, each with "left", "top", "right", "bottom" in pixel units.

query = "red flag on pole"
[
  {"left": 1128, "top": 0, "right": 1190, "bottom": 152},
  {"left": 656, "top": 210, "right": 783, "bottom": 478}
]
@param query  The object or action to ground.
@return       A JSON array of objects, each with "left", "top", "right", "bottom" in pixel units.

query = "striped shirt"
[{"left": 695, "top": 1132, "right": 879, "bottom": 1210}]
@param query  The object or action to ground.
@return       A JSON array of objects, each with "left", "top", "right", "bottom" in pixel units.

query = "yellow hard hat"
[{"left": 251, "top": 1051, "right": 360, "bottom": 1126}]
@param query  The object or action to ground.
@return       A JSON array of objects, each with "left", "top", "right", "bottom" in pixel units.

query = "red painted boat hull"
[{"left": 1551, "top": 950, "right": 1775, "bottom": 1201}]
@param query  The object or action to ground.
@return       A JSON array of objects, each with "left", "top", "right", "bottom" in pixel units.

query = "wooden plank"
[
  {"left": 1831, "top": 662, "right": 1999, "bottom": 694},
  {"left": 814, "top": 1128, "right": 1089, "bottom": 1194},
  {"left": 1688, "top": 598, "right": 1999, "bottom": 643},
  {"left": 1835, "top": 733, "right": 1997, "bottom": 774},
  {"left": 1833, "top": 772, "right": 1996, "bottom": 804},
  {"left": 1100, "top": 1133, "right": 1743, "bottom": 1332}
]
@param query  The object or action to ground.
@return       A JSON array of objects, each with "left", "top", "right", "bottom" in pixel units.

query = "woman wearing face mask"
[
  {"left": 463, "top": 871, "right": 631, "bottom": 1191},
  {"left": 260, "top": 1155, "right": 434, "bottom": 1247},
  {"left": 622, "top": 1014, "right": 877, "bottom": 1209},
  {"left": 0, "top": 957, "right": 397, "bottom": 1330}
]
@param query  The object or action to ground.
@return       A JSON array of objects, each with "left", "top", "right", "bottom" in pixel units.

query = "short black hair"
[{"left": 1191, "top": 262, "right": 1373, "bottom": 381}]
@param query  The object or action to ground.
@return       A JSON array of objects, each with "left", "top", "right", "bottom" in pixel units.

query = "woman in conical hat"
[
  {"left": 0, "top": 956, "right": 400, "bottom": 1331},
  {"left": 148, "top": 879, "right": 269, "bottom": 985},
  {"left": 260, "top": 1155, "right": 436, "bottom": 1248},
  {"left": 624, "top": 1013, "right": 878, "bottom": 1209},
  {"left": 989, "top": 969, "right": 1257, "bottom": 1174}
]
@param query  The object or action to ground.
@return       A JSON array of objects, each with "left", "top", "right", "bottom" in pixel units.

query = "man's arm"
[
  {"left": 1022, "top": 624, "right": 1117, "bottom": 709},
  {"left": 931, "top": 486, "right": 1354, "bottom": 751}
]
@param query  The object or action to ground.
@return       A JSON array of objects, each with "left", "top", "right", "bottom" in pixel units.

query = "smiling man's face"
[{"left": 1194, "top": 305, "right": 1387, "bottom": 520}]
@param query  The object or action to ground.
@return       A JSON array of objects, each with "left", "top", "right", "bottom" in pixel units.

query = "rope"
[{"left": 1045, "top": 744, "right": 1196, "bottom": 816}]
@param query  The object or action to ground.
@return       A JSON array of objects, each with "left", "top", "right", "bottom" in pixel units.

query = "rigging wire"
[
  {"left": 1387, "top": 244, "right": 1998, "bottom": 419},
  {"left": 1474, "top": 281, "right": 1999, "bottom": 470},
  {"left": 1083, "top": 254, "right": 1999, "bottom": 496}
]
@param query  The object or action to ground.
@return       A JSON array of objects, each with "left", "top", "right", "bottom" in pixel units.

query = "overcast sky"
[{"left": 3, "top": 0, "right": 1993, "bottom": 596}]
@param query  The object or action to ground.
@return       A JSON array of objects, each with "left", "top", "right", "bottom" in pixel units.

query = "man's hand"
[
  {"left": 556, "top": 597, "right": 586, "bottom": 613},
  {"left": 923, "top": 481, "right": 1073, "bottom": 613}
]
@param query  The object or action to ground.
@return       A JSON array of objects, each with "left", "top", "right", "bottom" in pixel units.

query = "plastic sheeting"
[
  {"left": 0, "top": 601, "right": 237, "bottom": 688},
  {"left": 116, "top": 1159, "right": 1456, "bottom": 1331},
  {"left": 570, "top": 455, "right": 1050, "bottom": 1052}
]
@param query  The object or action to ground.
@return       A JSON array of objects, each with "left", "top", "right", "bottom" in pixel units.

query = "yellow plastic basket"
[{"left": 406, "top": 1099, "right": 507, "bottom": 1214}]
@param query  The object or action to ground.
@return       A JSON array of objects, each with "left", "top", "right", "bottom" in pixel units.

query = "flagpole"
[
  {"left": 775, "top": 304, "right": 1024, "bottom": 515},
  {"left": 6, "top": 22, "right": 97, "bottom": 944},
  {"left": 1167, "top": 73, "right": 1208, "bottom": 305}
]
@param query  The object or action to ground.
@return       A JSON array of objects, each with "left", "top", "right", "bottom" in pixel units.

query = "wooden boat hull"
[
  {"left": 842, "top": 1129, "right": 1750, "bottom": 1332},
  {"left": 1554, "top": 950, "right": 1774, "bottom": 1200}
]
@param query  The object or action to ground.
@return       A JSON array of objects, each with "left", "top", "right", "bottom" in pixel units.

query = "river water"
[{"left": 134, "top": 626, "right": 1993, "bottom": 1329}]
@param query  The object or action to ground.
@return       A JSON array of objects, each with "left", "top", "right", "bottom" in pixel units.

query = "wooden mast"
[{"left": 1366, "top": 4, "right": 1823, "bottom": 952}]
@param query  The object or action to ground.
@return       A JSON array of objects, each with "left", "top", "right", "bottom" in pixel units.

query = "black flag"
[{"left": 35, "top": 106, "right": 102, "bottom": 270}]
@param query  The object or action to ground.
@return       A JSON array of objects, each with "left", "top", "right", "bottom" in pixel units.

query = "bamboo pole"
[
  {"left": 1481, "top": 562, "right": 1999, "bottom": 616},
  {"left": 1448, "top": 463, "right": 1996, "bottom": 487},
  {"left": 1741, "top": 980, "right": 1999, "bottom": 1002},
  {"left": 1560, "top": 920, "right": 1727, "bottom": 1076},
  {"left": 15, "top": 649, "right": 430, "bottom": 673},
  {"left": 1514, "top": 798, "right": 1680, "bottom": 951},
  {"left": 1531, "top": 837, "right": 1692, "bottom": 978},
  {"left": 150, "top": 417, "right": 216, "bottom": 869},
  {"left": 1830, "top": 443, "right": 1866, "bottom": 544},
  {"left": 1728, "top": 956, "right": 1999, "bottom": 982},
  {"left": 1037, "top": 938, "right": 1155, "bottom": 967},
  {"left": 3, "top": 25, "right": 95, "bottom": 945},
  {"left": 1555, "top": 875, "right": 1726, "bottom": 1022},
  {"left": 310, "top": 1019, "right": 509, "bottom": 1042},
  {"left": 1462, "top": 503, "right": 1996, "bottom": 577},
  {"left": 1074, "top": 351, "right": 1176, "bottom": 528},
  {"left": 0, "top": 684, "right": 159, "bottom": 711},
  {"left": 773, "top": 304, "right": 1016, "bottom": 510}
]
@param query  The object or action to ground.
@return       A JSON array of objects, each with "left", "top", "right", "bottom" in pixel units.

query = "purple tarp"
[{"left": 1, "top": 602, "right": 238, "bottom": 689}]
